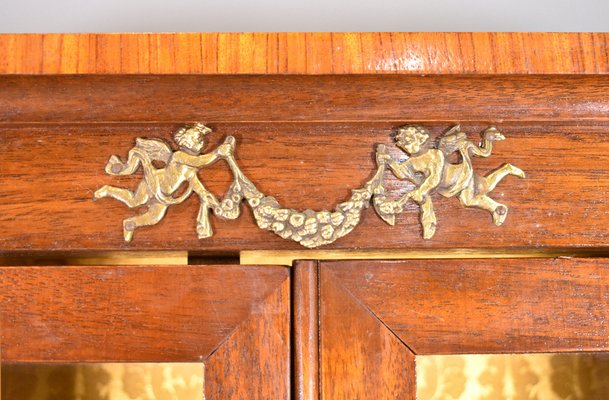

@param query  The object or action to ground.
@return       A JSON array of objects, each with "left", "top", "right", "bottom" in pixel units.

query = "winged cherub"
[
  {"left": 94, "top": 123, "right": 234, "bottom": 241},
  {"left": 376, "top": 125, "right": 526, "bottom": 238}
]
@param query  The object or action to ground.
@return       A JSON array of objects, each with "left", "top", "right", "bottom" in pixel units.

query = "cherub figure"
[
  {"left": 94, "top": 123, "right": 234, "bottom": 241},
  {"left": 376, "top": 124, "right": 525, "bottom": 238}
]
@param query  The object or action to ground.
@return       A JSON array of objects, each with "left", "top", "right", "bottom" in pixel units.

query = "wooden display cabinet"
[{"left": 1, "top": 33, "right": 609, "bottom": 399}]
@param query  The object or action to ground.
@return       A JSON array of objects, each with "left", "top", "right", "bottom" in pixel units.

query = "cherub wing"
[
  {"left": 437, "top": 124, "right": 463, "bottom": 155},
  {"left": 135, "top": 138, "right": 173, "bottom": 163}
]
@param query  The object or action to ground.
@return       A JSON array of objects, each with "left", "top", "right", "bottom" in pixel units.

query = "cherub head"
[
  {"left": 395, "top": 125, "right": 430, "bottom": 155},
  {"left": 173, "top": 123, "right": 212, "bottom": 154}
]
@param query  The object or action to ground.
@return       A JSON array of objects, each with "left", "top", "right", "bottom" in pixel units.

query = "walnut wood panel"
[
  {"left": 205, "top": 272, "right": 290, "bottom": 400},
  {"left": 0, "top": 118, "right": 608, "bottom": 251},
  {"left": 1, "top": 33, "right": 608, "bottom": 74},
  {"left": 321, "top": 259, "right": 609, "bottom": 355},
  {"left": 0, "top": 265, "right": 289, "bottom": 364},
  {"left": 2, "top": 75, "right": 609, "bottom": 123},
  {"left": 292, "top": 261, "right": 319, "bottom": 400},
  {"left": 320, "top": 263, "right": 416, "bottom": 399}
]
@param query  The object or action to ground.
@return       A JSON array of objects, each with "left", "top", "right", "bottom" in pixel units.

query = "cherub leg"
[
  {"left": 94, "top": 181, "right": 150, "bottom": 208},
  {"left": 419, "top": 196, "right": 437, "bottom": 239},
  {"left": 122, "top": 202, "right": 168, "bottom": 241},
  {"left": 458, "top": 187, "right": 508, "bottom": 226},
  {"left": 480, "top": 163, "right": 526, "bottom": 193}
]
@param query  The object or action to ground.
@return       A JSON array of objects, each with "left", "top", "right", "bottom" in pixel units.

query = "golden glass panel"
[
  {"left": 1, "top": 363, "right": 203, "bottom": 400},
  {"left": 417, "top": 353, "right": 609, "bottom": 400}
]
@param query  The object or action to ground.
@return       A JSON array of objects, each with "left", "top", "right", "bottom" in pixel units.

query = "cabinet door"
[
  {"left": 312, "top": 259, "right": 609, "bottom": 400},
  {"left": 0, "top": 264, "right": 290, "bottom": 399}
]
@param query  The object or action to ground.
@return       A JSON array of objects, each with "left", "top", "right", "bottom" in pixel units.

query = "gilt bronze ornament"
[
  {"left": 373, "top": 124, "right": 526, "bottom": 239},
  {"left": 94, "top": 123, "right": 525, "bottom": 247}
]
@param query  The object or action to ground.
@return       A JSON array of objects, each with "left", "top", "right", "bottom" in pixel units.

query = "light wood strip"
[{"left": 1, "top": 33, "right": 609, "bottom": 75}]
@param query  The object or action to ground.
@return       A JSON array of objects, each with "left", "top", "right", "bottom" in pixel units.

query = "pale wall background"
[{"left": 1, "top": 0, "right": 608, "bottom": 32}]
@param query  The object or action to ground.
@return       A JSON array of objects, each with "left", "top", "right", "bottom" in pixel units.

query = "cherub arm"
[
  {"left": 388, "top": 159, "right": 412, "bottom": 180},
  {"left": 376, "top": 146, "right": 414, "bottom": 180},
  {"left": 176, "top": 151, "right": 222, "bottom": 168},
  {"left": 174, "top": 140, "right": 234, "bottom": 168},
  {"left": 406, "top": 151, "right": 445, "bottom": 203},
  {"left": 469, "top": 127, "right": 505, "bottom": 158},
  {"left": 411, "top": 168, "right": 441, "bottom": 203},
  {"left": 468, "top": 141, "right": 492, "bottom": 158},
  {"left": 376, "top": 146, "right": 443, "bottom": 203},
  {"left": 380, "top": 151, "right": 443, "bottom": 204}
]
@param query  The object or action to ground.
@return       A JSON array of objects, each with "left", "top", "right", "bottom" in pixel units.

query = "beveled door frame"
[{"left": 292, "top": 258, "right": 609, "bottom": 400}]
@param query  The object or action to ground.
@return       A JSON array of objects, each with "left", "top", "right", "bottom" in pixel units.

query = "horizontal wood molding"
[
  {"left": 3, "top": 75, "right": 609, "bottom": 123},
  {"left": 1, "top": 117, "right": 608, "bottom": 251},
  {"left": 1, "top": 33, "right": 608, "bottom": 75},
  {"left": 322, "top": 259, "right": 609, "bottom": 355},
  {"left": 0, "top": 265, "right": 289, "bottom": 363}
]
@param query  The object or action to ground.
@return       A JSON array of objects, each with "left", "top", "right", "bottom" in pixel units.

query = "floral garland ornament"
[{"left": 94, "top": 123, "right": 525, "bottom": 248}]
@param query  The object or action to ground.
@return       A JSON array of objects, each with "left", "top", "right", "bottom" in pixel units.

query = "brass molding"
[
  {"left": 94, "top": 123, "right": 524, "bottom": 248},
  {"left": 0, "top": 251, "right": 188, "bottom": 266},
  {"left": 239, "top": 249, "right": 589, "bottom": 266}
]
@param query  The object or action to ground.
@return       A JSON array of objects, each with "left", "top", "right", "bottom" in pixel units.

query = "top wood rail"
[{"left": 1, "top": 33, "right": 608, "bottom": 75}]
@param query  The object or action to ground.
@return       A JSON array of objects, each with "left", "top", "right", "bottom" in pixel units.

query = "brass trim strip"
[
  {"left": 240, "top": 248, "right": 609, "bottom": 266},
  {"left": 0, "top": 251, "right": 188, "bottom": 266}
]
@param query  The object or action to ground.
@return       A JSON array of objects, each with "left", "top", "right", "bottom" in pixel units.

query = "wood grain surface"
[
  {"left": 2, "top": 74, "right": 609, "bottom": 123},
  {"left": 205, "top": 270, "right": 290, "bottom": 400},
  {"left": 1, "top": 75, "right": 608, "bottom": 252},
  {"left": 320, "top": 262, "right": 416, "bottom": 399},
  {"left": 1, "top": 33, "right": 609, "bottom": 74},
  {"left": 3, "top": 32, "right": 608, "bottom": 400},
  {"left": 322, "top": 259, "right": 609, "bottom": 355},
  {"left": 292, "top": 261, "right": 319, "bottom": 400},
  {"left": 0, "top": 265, "right": 289, "bottom": 363}
]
